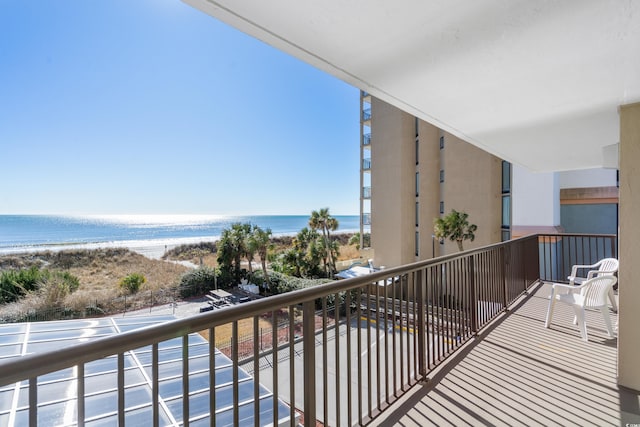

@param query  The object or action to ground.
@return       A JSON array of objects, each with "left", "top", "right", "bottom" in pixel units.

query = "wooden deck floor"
[{"left": 372, "top": 282, "right": 640, "bottom": 426}]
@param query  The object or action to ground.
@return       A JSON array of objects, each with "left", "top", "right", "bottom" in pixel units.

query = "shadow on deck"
[{"left": 372, "top": 282, "right": 640, "bottom": 426}]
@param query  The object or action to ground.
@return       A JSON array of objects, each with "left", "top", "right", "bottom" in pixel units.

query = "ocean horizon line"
[{"left": 0, "top": 214, "right": 361, "bottom": 258}]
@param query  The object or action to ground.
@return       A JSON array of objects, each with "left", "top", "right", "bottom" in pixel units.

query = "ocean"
[{"left": 0, "top": 214, "right": 360, "bottom": 256}]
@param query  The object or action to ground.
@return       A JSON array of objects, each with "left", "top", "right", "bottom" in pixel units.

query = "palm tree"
[
  {"left": 293, "top": 227, "right": 320, "bottom": 277},
  {"left": 433, "top": 209, "right": 478, "bottom": 251},
  {"left": 348, "top": 232, "right": 370, "bottom": 250},
  {"left": 309, "top": 208, "right": 340, "bottom": 275},
  {"left": 249, "top": 225, "right": 272, "bottom": 281},
  {"left": 217, "top": 222, "right": 251, "bottom": 283}
]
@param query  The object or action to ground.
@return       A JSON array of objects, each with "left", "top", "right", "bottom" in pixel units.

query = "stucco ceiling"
[{"left": 183, "top": 0, "right": 640, "bottom": 172}]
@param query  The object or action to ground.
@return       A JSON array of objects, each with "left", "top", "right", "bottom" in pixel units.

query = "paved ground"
[{"left": 120, "top": 296, "right": 211, "bottom": 318}]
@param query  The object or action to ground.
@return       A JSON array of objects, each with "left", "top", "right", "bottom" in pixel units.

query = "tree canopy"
[
  {"left": 309, "top": 208, "right": 339, "bottom": 276},
  {"left": 433, "top": 209, "right": 478, "bottom": 252}
]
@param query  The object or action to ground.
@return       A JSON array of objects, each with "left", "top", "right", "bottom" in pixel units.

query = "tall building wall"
[
  {"left": 439, "top": 133, "right": 502, "bottom": 256},
  {"left": 370, "top": 98, "right": 415, "bottom": 267},
  {"left": 366, "top": 97, "right": 504, "bottom": 268},
  {"left": 417, "top": 121, "right": 441, "bottom": 259}
]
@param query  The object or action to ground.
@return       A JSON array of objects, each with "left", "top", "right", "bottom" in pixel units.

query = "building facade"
[{"left": 361, "top": 93, "right": 509, "bottom": 268}]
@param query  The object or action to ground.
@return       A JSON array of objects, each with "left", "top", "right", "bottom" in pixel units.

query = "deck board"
[{"left": 372, "top": 282, "right": 640, "bottom": 426}]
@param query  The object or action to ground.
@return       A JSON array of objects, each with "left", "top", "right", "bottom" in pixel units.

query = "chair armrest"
[
  {"left": 550, "top": 282, "right": 584, "bottom": 297},
  {"left": 571, "top": 263, "right": 600, "bottom": 276},
  {"left": 551, "top": 282, "right": 580, "bottom": 292}
]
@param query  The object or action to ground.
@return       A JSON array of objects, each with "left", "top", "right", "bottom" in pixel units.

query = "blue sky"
[{"left": 0, "top": 0, "right": 360, "bottom": 216}]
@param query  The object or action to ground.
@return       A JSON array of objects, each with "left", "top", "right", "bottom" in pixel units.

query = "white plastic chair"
[
  {"left": 568, "top": 258, "right": 618, "bottom": 312},
  {"left": 545, "top": 275, "right": 617, "bottom": 341}
]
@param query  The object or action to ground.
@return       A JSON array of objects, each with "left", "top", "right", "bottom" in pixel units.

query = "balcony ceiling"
[{"left": 183, "top": 0, "right": 640, "bottom": 172}]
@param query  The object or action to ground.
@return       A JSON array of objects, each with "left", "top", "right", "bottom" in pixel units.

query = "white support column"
[{"left": 618, "top": 102, "right": 640, "bottom": 391}]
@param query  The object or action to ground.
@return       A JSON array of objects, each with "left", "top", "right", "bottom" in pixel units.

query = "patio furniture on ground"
[
  {"left": 545, "top": 275, "right": 617, "bottom": 341},
  {"left": 568, "top": 257, "right": 619, "bottom": 312}
]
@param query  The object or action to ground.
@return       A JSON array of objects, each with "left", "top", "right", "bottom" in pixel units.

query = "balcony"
[
  {"left": 363, "top": 186, "right": 371, "bottom": 199},
  {"left": 362, "top": 212, "right": 371, "bottom": 225},
  {"left": 362, "top": 108, "right": 371, "bottom": 122},
  {"left": 363, "top": 133, "right": 371, "bottom": 146},
  {"left": 1, "top": 234, "right": 638, "bottom": 426},
  {"left": 363, "top": 158, "right": 371, "bottom": 171},
  {"left": 370, "top": 281, "right": 631, "bottom": 426}
]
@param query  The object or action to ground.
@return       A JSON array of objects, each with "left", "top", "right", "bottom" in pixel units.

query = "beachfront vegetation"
[
  {"left": 178, "top": 266, "right": 218, "bottom": 297},
  {"left": 309, "top": 208, "right": 339, "bottom": 275},
  {"left": 0, "top": 211, "right": 362, "bottom": 321},
  {"left": 434, "top": 209, "right": 478, "bottom": 251},
  {"left": 217, "top": 222, "right": 252, "bottom": 284},
  {"left": 252, "top": 270, "right": 331, "bottom": 295},
  {"left": 0, "top": 267, "right": 80, "bottom": 305},
  {"left": 216, "top": 223, "right": 272, "bottom": 285},
  {"left": 270, "top": 227, "right": 321, "bottom": 277},
  {"left": 348, "top": 232, "right": 371, "bottom": 249},
  {"left": 0, "top": 249, "right": 187, "bottom": 321},
  {"left": 119, "top": 273, "right": 146, "bottom": 294},
  {"left": 248, "top": 225, "right": 272, "bottom": 281},
  {"left": 268, "top": 209, "right": 344, "bottom": 279}
]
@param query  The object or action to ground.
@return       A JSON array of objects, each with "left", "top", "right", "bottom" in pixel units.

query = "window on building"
[
  {"left": 415, "top": 231, "right": 420, "bottom": 257},
  {"left": 502, "top": 195, "right": 511, "bottom": 228},
  {"left": 415, "top": 117, "right": 419, "bottom": 138},
  {"left": 415, "top": 202, "right": 419, "bottom": 226},
  {"left": 440, "top": 201, "right": 444, "bottom": 214},
  {"left": 415, "top": 172, "right": 419, "bottom": 196},
  {"left": 501, "top": 161, "right": 512, "bottom": 241},
  {"left": 439, "top": 169, "right": 444, "bottom": 183},
  {"left": 502, "top": 161, "right": 511, "bottom": 193},
  {"left": 439, "top": 136, "right": 444, "bottom": 149},
  {"left": 415, "top": 140, "right": 419, "bottom": 165}
]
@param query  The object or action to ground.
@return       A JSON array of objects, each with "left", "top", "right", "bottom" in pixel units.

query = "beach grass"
[{"left": 0, "top": 248, "right": 188, "bottom": 318}]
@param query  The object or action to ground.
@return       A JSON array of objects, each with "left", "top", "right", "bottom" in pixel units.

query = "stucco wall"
[
  {"left": 370, "top": 98, "right": 415, "bottom": 267},
  {"left": 512, "top": 165, "right": 560, "bottom": 227}
]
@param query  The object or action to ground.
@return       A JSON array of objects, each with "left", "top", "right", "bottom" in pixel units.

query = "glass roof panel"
[{"left": 0, "top": 316, "right": 293, "bottom": 425}]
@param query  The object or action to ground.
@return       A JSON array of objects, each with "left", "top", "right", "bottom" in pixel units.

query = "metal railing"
[
  {"left": 0, "top": 234, "right": 616, "bottom": 426},
  {"left": 538, "top": 233, "right": 617, "bottom": 283},
  {"left": 362, "top": 158, "right": 371, "bottom": 171},
  {"left": 362, "top": 109, "right": 371, "bottom": 121},
  {"left": 362, "top": 133, "right": 371, "bottom": 146}
]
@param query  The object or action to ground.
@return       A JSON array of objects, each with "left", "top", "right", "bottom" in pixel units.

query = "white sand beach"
[{"left": 0, "top": 236, "right": 219, "bottom": 260}]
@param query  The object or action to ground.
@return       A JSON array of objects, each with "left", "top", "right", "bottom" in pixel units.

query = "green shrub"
[
  {"left": 0, "top": 266, "right": 46, "bottom": 304},
  {"left": 0, "top": 267, "right": 81, "bottom": 305},
  {"left": 252, "top": 270, "right": 330, "bottom": 296},
  {"left": 55, "top": 271, "right": 80, "bottom": 293},
  {"left": 178, "top": 266, "right": 218, "bottom": 297},
  {"left": 163, "top": 242, "right": 218, "bottom": 261},
  {"left": 40, "top": 271, "right": 81, "bottom": 306},
  {"left": 119, "top": 273, "right": 146, "bottom": 294}
]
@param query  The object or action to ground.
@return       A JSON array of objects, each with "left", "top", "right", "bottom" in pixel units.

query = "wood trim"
[
  {"left": 511, "top": 225, "right": 564, "bottom": 239},
  {"left": 560, "top": 186, "right": 619, "bottom": 205},
  {"left": 561, "top": 198, "right": 619, "bottom": 205}
]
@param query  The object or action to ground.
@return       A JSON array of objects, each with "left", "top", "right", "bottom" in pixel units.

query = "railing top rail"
[{"left": 537, "top": 232, "right": 617, "bottom": 238}]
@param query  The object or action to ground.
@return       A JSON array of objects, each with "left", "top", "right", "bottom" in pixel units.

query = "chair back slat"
[
  {"left": 583, "top": 276, "right": 617, "bottom": 308},
  {"left": 597, "top": 258, "right": 619, "bottom": 276}
]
